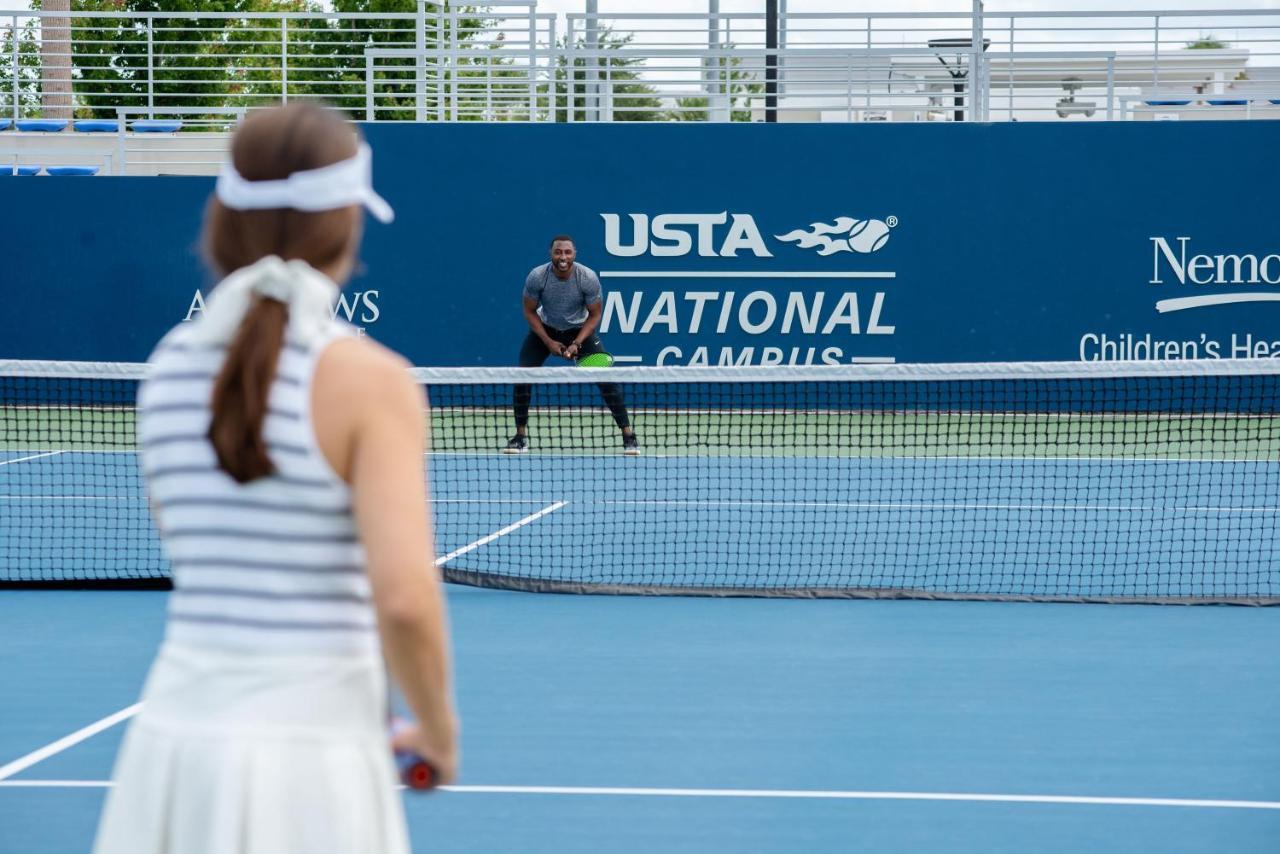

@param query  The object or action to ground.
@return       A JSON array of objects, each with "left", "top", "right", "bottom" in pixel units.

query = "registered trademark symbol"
[{"left": 886, "top": 216, "right": 899, "bottom": 228}]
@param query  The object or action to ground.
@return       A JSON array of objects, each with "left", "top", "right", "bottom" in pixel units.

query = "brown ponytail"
[
  {"left": 202, "top": 103, "right": 363, "bottom": 483},
  {"left": 208, "top": 298, "right": 288, "bottom": 482}
]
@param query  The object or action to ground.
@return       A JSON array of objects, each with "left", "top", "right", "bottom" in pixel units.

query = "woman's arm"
[{"left": 314, "top": 339, "right": 459, "bottom": 782}]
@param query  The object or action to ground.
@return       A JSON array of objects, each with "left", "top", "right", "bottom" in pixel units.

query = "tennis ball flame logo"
[{"left": 775, "top": 216, "right": 896, "bottom": 256}]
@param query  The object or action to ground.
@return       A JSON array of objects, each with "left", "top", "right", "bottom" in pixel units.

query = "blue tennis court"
[
  {"left": 3, "top": 439, "right": 1280, "bottom": 852},
  {"left": 6, "top": 448, "right": 1280, "bottom": 598},
  {"left": 5, "top": 3, "right": 1280, "bottom": 850},
  {"left": 4, "top": 362, "right": 1280, "bottom": 853},
  {"left": 430, "top": 453, "right": 1280, "bottom": 599},
  {"left": 3, "top": 587, "right": 1280, "bottom": 853}
]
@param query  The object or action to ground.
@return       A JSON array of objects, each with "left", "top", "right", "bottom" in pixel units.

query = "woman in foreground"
[{"left": 94, "top": 103, "right": 457, "bottom": 854}]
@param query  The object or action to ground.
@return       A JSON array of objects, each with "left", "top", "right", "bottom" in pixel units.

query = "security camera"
[
  {"left": 1056, "top": 76, "right": 1095, "bottom": 118},
  {"left": 1056, "top": 98, "right": 1096, "bottom": 118}
]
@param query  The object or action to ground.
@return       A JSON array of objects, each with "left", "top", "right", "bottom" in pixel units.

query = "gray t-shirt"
[{"left": 522, "top": 262, "right": 602, "bottom": 331}]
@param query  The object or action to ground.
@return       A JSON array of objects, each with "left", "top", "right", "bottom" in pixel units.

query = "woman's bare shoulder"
[{"left": 316, "top": 336, "right": 415, "bottom": 401}]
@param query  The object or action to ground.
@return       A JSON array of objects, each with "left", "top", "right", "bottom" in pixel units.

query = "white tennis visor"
[{"left": 214, "top": 142, "right": 395, "bottom": 224}]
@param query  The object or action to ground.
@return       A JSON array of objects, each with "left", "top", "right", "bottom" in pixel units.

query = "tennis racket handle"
[
  {"left": 394, "top": 748, "right": 438, "bottom": 791},
  {"left": 389, "top": 716, "right": 439, "bottom": 791}
]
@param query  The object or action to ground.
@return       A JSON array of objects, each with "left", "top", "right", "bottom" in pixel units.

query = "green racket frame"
[{"left": 575, "top": 352, "right": 614, "bottom": 368}]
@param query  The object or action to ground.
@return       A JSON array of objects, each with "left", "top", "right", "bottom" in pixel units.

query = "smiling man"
[{"left": 505, "top": 234, "right": 639, "bottom": 455}]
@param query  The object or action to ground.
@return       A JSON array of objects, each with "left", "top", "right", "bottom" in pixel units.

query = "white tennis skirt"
[{"left": 93, "top": 641, "right": 411, "bottom": 854}]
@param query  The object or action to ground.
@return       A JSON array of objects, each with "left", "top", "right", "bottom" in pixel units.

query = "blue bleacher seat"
[
  {"left": 45, "top": 166, "right": 100, "bottom": 176},
  {"left": 73, "top": 120, "right": 119, "bottom": 133},
  {"left": 15, "top": 119, "right": 69, "bottom": 132},
  {"left": 0, "top": 166, "right": 44, "bottom": 176},
  {"left": 1205, "top": 98, "right": 1248, "bottom": 106},
  {"left": 131, "top": 120, "right": 184, "bottom": 133}
]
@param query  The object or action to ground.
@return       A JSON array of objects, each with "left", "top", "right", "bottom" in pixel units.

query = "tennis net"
[{"left": 2, "top": 358, "right": 1278, "bottom": 603}]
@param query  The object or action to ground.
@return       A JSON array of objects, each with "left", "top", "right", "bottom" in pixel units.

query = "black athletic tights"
[{"left": 513, "top": 328, "right": 630, "bottom": 430}]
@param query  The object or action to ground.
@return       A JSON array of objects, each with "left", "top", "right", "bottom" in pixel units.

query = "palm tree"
[{"left": 40, "top": 0, "right": 73, "bottom": 121}]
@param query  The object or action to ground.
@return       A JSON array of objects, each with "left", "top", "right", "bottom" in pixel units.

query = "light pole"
[
  {"left": 586, "top": 0, "right": 599, "bottom": 122},
  {"left": 927, "top": 37, "right": 990, "bottom": 122},
  {"left": 972, "top": 0, "right": 986, "bottom": 121}
]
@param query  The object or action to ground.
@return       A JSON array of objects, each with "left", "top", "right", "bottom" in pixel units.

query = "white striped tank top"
[{"left": 137, "top": 322, "right": 378, "bottom": 655}]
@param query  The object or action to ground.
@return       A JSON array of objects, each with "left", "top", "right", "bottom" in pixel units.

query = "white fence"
[{"left": 2, "top": 4, "right": 1278, "bottom": 126}]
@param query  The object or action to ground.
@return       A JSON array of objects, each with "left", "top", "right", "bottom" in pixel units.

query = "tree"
[
  {"left": 38, "top": 0, "right": 72, "bottom": 119},
  {"left": 666, "top": 49, "right": 762, "bottom": 122},
  {"left": 1186, "top": 34, "right": 1228, "bottom": 50},
  {"left": 544, "top": 28, "right": 662, "bottom": 123},
  {"left": 324, "top": 1, "right": 494, "bottom": 121},
  {"left": 40, "top": 1, "right": 309, "bottom": 119},
  {"left": 16, "top": 2, "right": 655, "bottom": 123},
  {"left": 0, "top": 16, "right": 45, "bottom": 119},
  {"left": 34, "top": 0, "right": 498, "bottom": 121}
]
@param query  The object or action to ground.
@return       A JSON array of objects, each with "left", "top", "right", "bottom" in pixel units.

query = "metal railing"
[
  {"left": 564, "top": 7, "right": 1279, "bottom": 122},
  {"left": 0, "top": 5, "right": 1276, "bottom": 125}
]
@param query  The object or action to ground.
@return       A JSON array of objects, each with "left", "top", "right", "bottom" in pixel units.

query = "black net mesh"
[{"left": 3, "top": 360, "right": 1278, "bottom": 602}]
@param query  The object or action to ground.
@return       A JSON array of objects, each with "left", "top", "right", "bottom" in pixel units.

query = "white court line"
[
  {"left": 427, "top": 450, "right": 1280, "bottom": 465},
  {"left": 428, "top": 497, "right": 1280, "bottom": 514},
  {"left": 6, "top": 496, "right": 1276, "bottom": 515},
  {"left": 0, "top": 507, "right": 566, "bottom": 780},
  {"left": 0, "top": 704, "right": 142, "bottom": 782},
  {"left": 436, "top": 786, "right": 1280, "bottom": 810},
  {"left": 0, "top": 451, "right": 63, "bottom": 467},
  {"left": 436, "top": 501, "right": 567, "bottom": 566},
  {"left": 0, "top": 780, "right": 1276, "bottom": 810},
  {"left": 588, "top": 499, "right": 1280, "bottom": 514}
]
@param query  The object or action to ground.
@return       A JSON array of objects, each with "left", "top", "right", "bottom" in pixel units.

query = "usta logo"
[
  {"left": 602, "top": 213, "right": 772, "bottom": 258},
  {"left": 601, "top": 212, "right": 895, "bottom": 258}
]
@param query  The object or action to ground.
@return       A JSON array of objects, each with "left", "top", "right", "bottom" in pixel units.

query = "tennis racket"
[
  {"left": 387, "top": 675, "right": 439, "bottom": 791},
  {"left": 575, "top": 351, "right": 614, "bottom": 368},
  {"left": 390, "top": 716, "right": 439, "bottom": 791}
]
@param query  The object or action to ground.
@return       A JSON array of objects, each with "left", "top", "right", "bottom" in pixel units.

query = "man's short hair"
[{"left": 549, "top": 234, "right": 575, "bottom": 248}]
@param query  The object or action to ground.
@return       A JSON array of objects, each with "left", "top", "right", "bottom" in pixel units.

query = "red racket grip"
[
  {"left": 390, "top": 716, "right": 439, "bottom": 791},
  {"left": 395, "top": 749, "right": 438, "bottom": 791}
]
